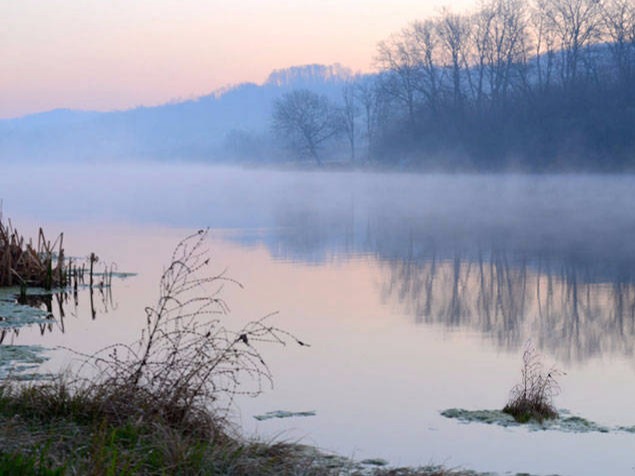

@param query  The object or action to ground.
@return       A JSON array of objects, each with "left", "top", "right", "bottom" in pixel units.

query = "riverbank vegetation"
[
  {"left": 0, "top": 379, "right": 482, "bottom": 475},
  {"left": 503, "top": 343, "right": 560, "bottom": 423},
  {"left": 0, "top": 230, "right": 479, "bottom": 475}
]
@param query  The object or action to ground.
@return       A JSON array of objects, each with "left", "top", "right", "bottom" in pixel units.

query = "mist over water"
[
  {"left": 5, "top": 164, "right": 635, "bottom": 357},
  {"left": 2, "top": 163, "right": 635, "bottom": 475},
  {"left": 4, "top": 163, "right": 634, "bottom": 246}
]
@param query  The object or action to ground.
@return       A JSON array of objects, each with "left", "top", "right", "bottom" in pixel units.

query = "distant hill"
[
  {"left": 265, "top": 64, "right": 352, "bottom": 87},
  {"left": 0, "top": 64, "right": 353, "bottom": 163}
]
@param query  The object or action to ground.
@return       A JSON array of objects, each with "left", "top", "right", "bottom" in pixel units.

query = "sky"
[{"left": 1, "top": 0, "right": 477, "bottom": 119}]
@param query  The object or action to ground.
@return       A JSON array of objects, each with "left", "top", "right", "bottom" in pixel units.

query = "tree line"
[{"left": 272, "top": 0, "right": 635, "bottom": 171}]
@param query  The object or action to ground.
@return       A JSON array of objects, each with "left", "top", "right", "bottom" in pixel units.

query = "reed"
[{"left": 0, "top": 215, "right": 67, "bottom": 290}]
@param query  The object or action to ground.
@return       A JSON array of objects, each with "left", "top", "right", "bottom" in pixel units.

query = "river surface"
[{"left": 2, "top": 164, "right": 635, "bottom": 475}]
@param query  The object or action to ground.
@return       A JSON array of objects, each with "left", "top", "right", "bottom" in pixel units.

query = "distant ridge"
[{"left": 0, "top": 63, "right": 355, "bottom": 162}]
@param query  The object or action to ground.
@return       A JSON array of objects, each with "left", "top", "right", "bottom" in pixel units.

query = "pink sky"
[{"left": 1, "top": 0, "right": 476, "bottom": 119}]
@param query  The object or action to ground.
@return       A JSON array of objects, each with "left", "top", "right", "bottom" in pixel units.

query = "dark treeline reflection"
[
  {"left": 263, "top": 216, "right": 635, "bottom": 362},
  {"left": 230, "top": 175, "right": 635, "bottom": 363},
  {"left": 381, "top": 248, "right": 635, "bottom": 363}
]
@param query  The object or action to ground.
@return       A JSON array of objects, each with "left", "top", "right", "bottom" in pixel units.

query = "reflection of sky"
[
  {"left": 8, "top": 222, "right": 635, "bottom": 476},
  {"left": 4, "top": 164, "right": 635, "bottom": 362},
  {"left": 1, "top": 160, "right": 634, "bottom": 473},
  {"left": 1, "top": 0, "right": 478, "bottom": 118}
]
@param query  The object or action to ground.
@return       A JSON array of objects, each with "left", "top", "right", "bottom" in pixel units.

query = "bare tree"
[
  {"left": 601, "top": 0, "right": 635, "bottom": 85},
  {"left": 341, "top": 80, "right": 360, "bottom": 162},
  {"left": 272, "top": 90, "right": 342, "bottom": 165},
  {"left": 467, "top": 5, "right": 496, "bottom": 106},
  {"left": 354, "top": 76, "right": 383, "bottom": 162},
  {"left": 485, "top": 0, "right": 530, "bottom": 101},
  {"left": 463, "top": 0, "right": 530, "bottom": 105},
  {"left": 412, "top": 19, "right": 442, "bottom": 113},
  {"left": 537, "top": 0, "right": 603, "bottom": 89},
  {"left": 437, "top": 9, "right": 470, "bottom": 108},
  {"left": 376, "top": 28, "right": 424, "bottom": 130},
  {"left": 531, "top": 0, "right": 559, "bottom": 91}
]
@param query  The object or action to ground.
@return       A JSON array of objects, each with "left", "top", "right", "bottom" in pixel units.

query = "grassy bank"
[
  {"left": 0, "top": 380, "right": 485, "bottom": 476},
  {"left": 0, "top": 379, "right": 332, "bottom": 475}
]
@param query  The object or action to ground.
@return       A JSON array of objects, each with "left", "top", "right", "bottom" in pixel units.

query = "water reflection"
[
  {"left": 232, "top": 189, "right": 635, "bottom": 364},
  {"left": 5, "top": 167, "right": 635, "bottom": 365},
  {"left": 0, "top": 283, "right": 117, "bottom": 343},
  {"left": 381, "top": 249, "right": 635, "bottom": 363}
]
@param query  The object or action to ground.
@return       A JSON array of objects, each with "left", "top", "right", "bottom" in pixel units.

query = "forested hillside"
[
  {"left": 273, "top": 0, "right": 635, "bottom": 170},
  {"left": 2, "top": 0, "right": 633, "bottom": 171}
]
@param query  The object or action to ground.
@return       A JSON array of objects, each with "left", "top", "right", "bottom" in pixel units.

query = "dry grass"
[
  {"left": 503, "top": 342, "right": 561, "bottom": 423},
  {"left": 0, "top": 389, "right": 484, "bottom": 476},
  {"left": 0, "top": 214, "right": 67, "bottom": 290},
  {"left": 71, "top": 229, "right": 308, "bottom": 441},
  {"left": 0, "top": 380, "right": 340, "bottom": 475}
]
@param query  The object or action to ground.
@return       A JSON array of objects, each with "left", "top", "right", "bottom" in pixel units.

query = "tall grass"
[
  {"left": 0, "top": 215, "right": 67, "bottom": 290},
  {"left": 503, "top": 342, "right": 561, "bottom": 423}
]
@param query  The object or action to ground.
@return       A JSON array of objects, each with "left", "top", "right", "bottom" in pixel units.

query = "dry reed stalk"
[{"left": 0, "top": 216, "right": 67, "bottom": 289}]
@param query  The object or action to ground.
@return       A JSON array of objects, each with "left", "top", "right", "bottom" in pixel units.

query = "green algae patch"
[
  {"left": 546, "top": 410, "right": 616, "bottom": 433},
  {"left": 442, "top": 409, "right": 519, "bottom": 427},
  {"left": 360, "top": 458, "right": 389, "bottom": 466},
  {"left": 0, "top": 286, "right": 66, "bottom": 298},
  {"left": 442, "top": 408, "right": 614, "bottom": 433},
  {"left": 617, "top": 425, "right": 635, "bottom": 433},
  {"left": 92, "top": 271, "right": 137, "bottom": 279},
  {"left": 254, "top": 410, "right": 316, "bottom": 421},
  {"left": 0, "top": 345, "right": 49, "bottom": 380},
  {"left": 557, "top": 414, "right": 610, "bottom": 433}
]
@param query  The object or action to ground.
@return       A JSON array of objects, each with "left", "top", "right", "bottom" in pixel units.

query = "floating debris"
[
  {"left": 254, "top": 410, "right": 316, "bottom": 421},
  {"left": 442, "top": 408, "right": 518, "bottom": 427}
]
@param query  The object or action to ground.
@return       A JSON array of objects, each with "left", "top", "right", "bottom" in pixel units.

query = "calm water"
[{"left": 2, "top": 164, "right": 635, "bottom": 475}]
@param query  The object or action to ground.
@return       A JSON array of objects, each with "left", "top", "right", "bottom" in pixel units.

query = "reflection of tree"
[
  {"left": 230, "top": 177, "right": 635, "bottom": 364},
  {"left": 476, "top": 251, "right": 528, "bottom": 348},
  {"left": 381, "top": 250, "right": 635, "bottom": 363}
]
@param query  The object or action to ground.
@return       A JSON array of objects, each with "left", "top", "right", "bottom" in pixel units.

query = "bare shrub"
[
  {"left": 503, "top": 341, "right": 561, "bottom": 423},
  {"left": 79, "top": 229, "right": 307, "bottom": 438}
]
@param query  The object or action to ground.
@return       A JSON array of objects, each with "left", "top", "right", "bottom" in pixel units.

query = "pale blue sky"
[{"left": 1, "top": 0, "right": 476, "bottom": 118}]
